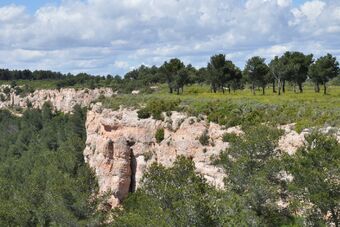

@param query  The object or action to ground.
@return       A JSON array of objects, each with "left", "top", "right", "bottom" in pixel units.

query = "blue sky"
[
  {"left": 0, "top": 0, "right": 61, "bottom": 13},
  {"left": 0, "top": 0, "right": 308, "bottom": 13},
  {"left": 0, "top": 0, "right": 339, "bottom": 75}
]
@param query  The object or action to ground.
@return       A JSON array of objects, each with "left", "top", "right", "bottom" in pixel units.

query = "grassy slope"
[{"left": 101, "top": 84, "right": 340, "bottom": 131}]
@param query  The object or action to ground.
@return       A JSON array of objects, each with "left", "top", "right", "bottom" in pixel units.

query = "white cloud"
[
  {"left": 277, "top": 0, "right": 292, "bottom": 8},
  {"left": 113, "top": 61, "right": 129, "bottom": 69},
  {"left": 0, "top": 0, "right": 339, "bottom": 75},
  {"left": 291, "top": 0, "right": 325, "bottom": 22},
  {"left": 0, "top": 5, "right": 27, "bottom": 22}
]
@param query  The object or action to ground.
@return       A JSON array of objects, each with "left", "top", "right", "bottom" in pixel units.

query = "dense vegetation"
[
  {"left": 0, "top": 105, "right": 105, "bottom": 226},
  {"left": 113, "top": 126, "right": 340, "bottom": 226}
]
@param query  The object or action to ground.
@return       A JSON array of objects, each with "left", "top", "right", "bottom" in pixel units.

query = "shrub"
[
  {"left": 137, "top": 108, "right": 151, "bottom": 119},
  {"left": 144, "top": 151, "right": 153, "bottom": 162},
  {"left": 3, "top": 87, "right": 11, "bottom": 95},
  {"left": 155, "top": 128, "right": 165, "bottom": 143},
  {"left": 138, "top": 98, "right": 180, "bottom": 120},
  {"left": 199, "top": 129, "right": 210, "bottom": 146},
  {"left": 222, "top": 132, "right": 239, "bottom": 143},
  {"left": 0, "top": 94, "right": 6, "bottom": 101}
]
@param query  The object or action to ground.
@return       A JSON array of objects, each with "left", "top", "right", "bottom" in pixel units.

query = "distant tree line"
[{"left": 1, "top": 51, "right": 339, "bottom": 94}]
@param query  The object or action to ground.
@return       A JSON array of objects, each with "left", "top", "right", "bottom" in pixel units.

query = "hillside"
[{"left": 0, "top": 81, "right": 339, "bottom": 226}]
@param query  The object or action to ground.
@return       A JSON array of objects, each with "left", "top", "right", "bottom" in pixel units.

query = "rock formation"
[
  {"left": 84, "top": 104, "right": 340, "bottom": 208},
  {"left": 84, "top": 103, "right": 229, "bottom": 208},
  {"left": 0, "top": 86, "right": 113, "bottom": 113}
]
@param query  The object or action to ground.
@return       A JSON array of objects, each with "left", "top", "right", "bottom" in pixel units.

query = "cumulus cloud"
[{"left": 0, "top": 0, "right": 339, "bottom": 75}]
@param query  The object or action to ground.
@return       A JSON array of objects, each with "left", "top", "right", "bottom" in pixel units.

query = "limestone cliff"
[
  {"left": 0, "top": 85, "right": 113, "bottom": 113},
  {"left": 84, "top": 103, "right": 230, "bottom": 207},
  {"left": 84, "top": 103, "right": 340, "bottom": 208}
]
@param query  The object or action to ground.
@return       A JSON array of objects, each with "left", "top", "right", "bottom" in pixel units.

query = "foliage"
[
  {"left": 244, "top": 56, "right": 270, "bottom": 95},
  {"left": 222, "top": 132, "right": 238, "bottom": 143},
  {"left": 215, "top": 126, "right": 299, "bottom": 226},
  {"left": 155, "top": 128, "right": 165, "bottom": 143},
  {"left": 137, "top": 108, "right": 151, "bottom": 119},
  {"left": 309, "top": 53, "right": 339, "bottom": 94},
  {"left": 198, "top": 129, "right": 210, "bottom": 146},
  {"left": 282, "top": 51, "right": 313, "bottom": 93},
  {"left": 111, "top": 157, "right": 261, "bottom": 226},
  {"left": 284, "top": 133, "right": 340, "bottom": 226},
  {"left": 137, "top": 98, "right": 180, "bottom": 120},
  {"left": 0, "top": 106, "right": 105, "bottom": 226},
  {"left": 207, "top": 54, "right": 242, "bottom": 93}
]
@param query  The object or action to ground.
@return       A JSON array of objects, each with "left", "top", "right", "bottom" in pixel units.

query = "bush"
[
  {"left": 199, "top": 129, "right": 210, "bottom": 146},
  {"left": 137, "top": 108, "right": 151, "bottom": 119},
  {"left": 3, "top": 87, "right": 11, "bottom": 94},
  {"left": 0, "top": 94, "right": 6, "bottom": 101},
  {"left": 155, "top": 128, "right": 164, "bottom": 143},
  {"left": 222, "top": 132, "right": 238, "bottom": 143},
  {"left": 138, "top": 98, "right": 180, "bottom": 120},
  {"left": 144, "top": 151, "right": 153, "bottom": 162}
]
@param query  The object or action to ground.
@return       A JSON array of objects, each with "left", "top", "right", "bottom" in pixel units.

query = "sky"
[{"left": 0, "top": 0, "right": 339, "bottom": 76}]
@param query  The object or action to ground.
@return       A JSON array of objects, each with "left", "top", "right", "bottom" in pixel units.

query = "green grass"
[{"left": 101, "top": 84, "right": 340, "bottom": 131}]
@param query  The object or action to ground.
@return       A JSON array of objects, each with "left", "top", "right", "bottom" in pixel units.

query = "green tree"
[
  {"left": 161, "top": 58, "right": 185, "bottom": 94},
  {"left": 269, "top": 56, "right": 286, "bottom": 95},
  {"left": 216, "top": 126, "right": 297, "bottom": 225},
  {"left": 285, "top": 133, "right": 340, "bottom": 226},
  {"left": 0, "top": 107, "right": 105, "bottom": 226},
  {"left": 244, "top": 56, "right": 270, "bottom": 95},
  {"left": 207, "top": 54, "right": 240, "bottom": 93},
  {"left": 309, "top": 53, "right": 339, "bottom": 94},
  {"left": 207, "top": 54, "right": 226, "bottom": 93},
  {"left": 282, "top": 51, "right": 313, "bottom": 93},
  {"left": 173, "top": 68, "right": 189, "bottom": 94},
  {"left": 112, "top": 157, "right": 261, "bottom": 226}
]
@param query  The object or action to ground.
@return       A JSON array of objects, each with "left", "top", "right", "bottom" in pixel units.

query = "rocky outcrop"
[
  {"left": 278, "top": 123, "right": 340, "bottom": 155},
  {"left": 84, "top": 104, "right": 340, "bottom": 208},
  {"left": 84, "top": 103, "right": 229, "bottom": 208},
  {"left": 0, "top": 86, "right": 113, "bottom": 113}
]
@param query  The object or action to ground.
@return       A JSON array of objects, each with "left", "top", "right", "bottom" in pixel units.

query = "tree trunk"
[
  {"left": 282, "top": 80, "right": 285, "bottom": 93},
  {"left": 278, "top": 79, "right": 281, "bottom": 96},
  {"left": 169, "top": 87, "right": 173, "bottom": 94},
  {"left": 315, "top": 82, "right": 320, "bottom": 93},
  {"left": 262, "top": 86, "right": 265, "bottom": 95},
  {"left": 323, "top": 82, "right": 327, "bottom": 95},
  {"left": 298, "top": 83, "right": 303, "bottom": 93},
  {"left": 228, "top": 85, "right": 231, "bottom": 94},
  {"left": 272, "top": 81, "right": 276, "bottom": 93},
  {"left": 176, "top": 88, "right": 180, "bottom": 95},
  {"left": 212, "top": 85, "right": 217, "bottom": 93},
  {"left": 252, "top": 83, "right": 255, "bottom": 95},
  {"left": 222, "top": 86, "right": 225, "bottom": 94}
]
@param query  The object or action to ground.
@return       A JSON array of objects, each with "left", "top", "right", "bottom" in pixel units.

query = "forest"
[{"left": 0, "top": 105, "right": 106, "bottom": 226}]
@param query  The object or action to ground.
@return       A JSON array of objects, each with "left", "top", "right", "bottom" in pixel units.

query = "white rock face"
[
  {"left": 84, "top": 103, "right": 229, "bottom": 208},
  {"left": 0, "top": 87, "right": 113, "bottom": 113},
  {"left": 277, "top": 123, "right": 340, "bottom": 155},
  {"left": 277, "top": 124, "right": 308, "bottom": 155}
]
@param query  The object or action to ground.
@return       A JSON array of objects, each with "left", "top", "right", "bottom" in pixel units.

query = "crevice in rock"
[
  {"left": 107, "top": 139, "right": 114, "bottom": 159},
  {"left": 128, "top": 140, "right": 137, "bottom": 193},
  {"left": 129, "top": 150, "right": 137, "bottom": 193}
]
